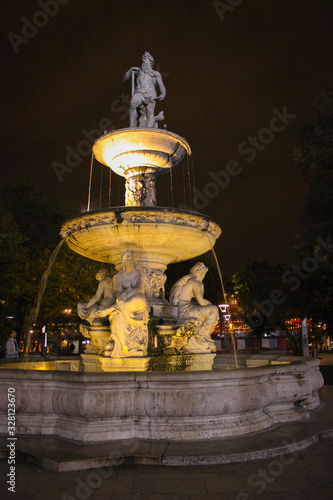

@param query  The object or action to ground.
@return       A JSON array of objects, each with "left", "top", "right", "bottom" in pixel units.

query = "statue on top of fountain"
[
  {"left": 170, "top": 262, "right": 219, "bottom": 353},
  {"left": 77, "top": 268, "right": 115, "bottom": 326},
  {"left": 98, "top": 250, "right": 150, "bottom": 358},
  {"left": 124, "top": 52, "right": 166, "bottom": 128}
]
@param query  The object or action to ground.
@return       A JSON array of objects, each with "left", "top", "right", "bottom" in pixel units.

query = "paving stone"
[
  {"left": 219, "top": 460, "right": 270, "bottom": 476},
  {"left": 262, "top": 474, "right": 319, "bottom": 491},
  {"left": 181, "top": 464, "right": 223, "bottom": 476},
  {"left": 190, "top": 491, "right": 309, "bottom": 500},
  {"left": 0, "top": 459, "right": 8, "bottom": 476},
  {"left": 304, "top": 489, "right": 333, "bottom": 500},
  {"left": 190, "top": 493, "right": 251, "bottom": 500},
  {"left": 110, "top": 495, "right": 189, "bottom": 500},
  {"left": 204, "top": 474, "right": 256, "bottom": 492},
  {"left": 252, "top": 490, "right": 309, "bottom": 499},
  {"left": 133, "top": 476, "right": 206, "bottom": 494},
  {"left": 114, "top": 464, "right": 187, "bottom": 478},
  {"left": 282, "top": 457, "right": 332, "bottom": 475},
  {"left": 91, "top": 477, "right": 134, "bottom": 495},
  {"left": 306, "top": 473, "right": 333, "bottom": 489}
]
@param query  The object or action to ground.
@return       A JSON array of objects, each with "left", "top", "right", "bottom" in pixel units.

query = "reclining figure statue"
[
  {"left": 170, "top": 262, "right": 219, "bottom": 353},
  {"left": 77, "top": 268, "right": 115, "bottom": 326}
]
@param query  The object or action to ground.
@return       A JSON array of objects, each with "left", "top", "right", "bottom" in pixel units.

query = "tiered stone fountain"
[
  {"left": 0, "top": 53, "right": 323, "bottom": 447},
  {"left": 61, "top": 52, "right": 221, "bottom": 372}
]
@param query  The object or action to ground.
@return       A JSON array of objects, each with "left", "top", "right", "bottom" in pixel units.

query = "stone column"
[{"left": 125, "top": 174, "right": 157, "bottom": 207}]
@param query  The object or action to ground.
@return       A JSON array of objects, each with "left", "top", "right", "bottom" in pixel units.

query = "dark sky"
[{"left": 2, "top": 0, "right": 333, "bottom": 276}]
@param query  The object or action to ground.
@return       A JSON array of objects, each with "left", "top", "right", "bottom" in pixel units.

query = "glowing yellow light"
[{"left": 93, "top": 128, "right": 191, "bottom": 177}]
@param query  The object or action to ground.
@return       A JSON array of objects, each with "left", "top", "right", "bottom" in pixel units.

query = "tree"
[
  {"left": 0, "top": 181, "right": 114, "bottom": 348},
  {"left": 293, "top": 92, "right": 333, "bottom": 339},
  {"left": 232, "top": 262, "right": 301, "bottom": 353},
  {"left": 293, "top": 92, "right": 333, "bottom": 176}
]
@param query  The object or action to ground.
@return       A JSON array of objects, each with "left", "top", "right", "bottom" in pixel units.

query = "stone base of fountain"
[
  {"left": 81, "top": 354, "right": 151, "bottom": 372},
  {"left": 81, "top": 352, "right": 216, "bottom": 372},
  {"left": 80, "top": 324, "right": 110, "bottom": 355},
  {"left": 0, "top": 355, "right": 324, "bottom": 443}
]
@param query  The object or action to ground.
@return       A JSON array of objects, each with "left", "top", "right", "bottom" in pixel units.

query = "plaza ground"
[{"left": 0, "top": 430, "right": 332, "bottom": 499}]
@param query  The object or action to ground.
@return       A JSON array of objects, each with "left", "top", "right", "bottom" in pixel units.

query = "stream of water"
[
  {"left": 24, "top": 240, "right": 64, "bottom": 354},
  {"left": 207, "top": 237, "right": 239, "bottom": 368}
]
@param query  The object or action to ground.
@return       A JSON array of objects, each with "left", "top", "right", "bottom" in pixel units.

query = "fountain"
[{"left": 0, "top": 53, "right": 323, "bottom": 449}]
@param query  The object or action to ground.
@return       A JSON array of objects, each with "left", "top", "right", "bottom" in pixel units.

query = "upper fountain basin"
[
  {"left": 60, "top": 207, "right": 221, "bottom": 270},
  {"left": 93, "top": 128, "right": 191, "bottom": 177}
]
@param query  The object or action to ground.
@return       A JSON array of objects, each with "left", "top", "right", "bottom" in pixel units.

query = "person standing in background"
[{"left": 5, "top": 330, "right": 19, "bottom": 358}]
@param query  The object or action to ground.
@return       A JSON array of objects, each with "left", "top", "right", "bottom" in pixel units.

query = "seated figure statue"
[
  {"left": 169, "top": 262, "right": 219, "bottom": 353},
  {"left": 77, "top": 268, "right": 115, "bottom": 326},
  {"left": 98, "top": 250, "right": 149, "bottom": 357}
]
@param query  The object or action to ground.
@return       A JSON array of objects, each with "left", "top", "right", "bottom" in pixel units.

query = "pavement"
[{"left": 0, "top": 382, "right": 333, "bottom": 499}]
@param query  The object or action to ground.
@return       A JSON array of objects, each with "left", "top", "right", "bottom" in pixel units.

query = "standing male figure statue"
[{"left": 124, "top": 52, "right": 166, "bottom": 128}]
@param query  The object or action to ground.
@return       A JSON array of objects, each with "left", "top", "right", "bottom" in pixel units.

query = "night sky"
[{"left": 2, "top": 0, "right": 333, "bottom": 276}]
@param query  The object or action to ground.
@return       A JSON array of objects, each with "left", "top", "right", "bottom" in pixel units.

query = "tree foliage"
[
  {"left": 293, "top": 92, "right": 333, "bottom": 176},
  {"left": 0, "top": 181, "right": 113, "bottom": 344},
  {"left": 293, "top": 92, "right": 333, "bottom": 335},
  {"left": 232, "top": 261, "right": 300, "bottom": 352}
]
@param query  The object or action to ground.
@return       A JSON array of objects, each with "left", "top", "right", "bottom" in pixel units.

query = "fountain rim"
[
  {"left": 0, "top": 355, "right": 321, "bottom": 380},
  {"left": 63, "top": 205, "right": 221, "bottom": 228},
  {"left": 93, "top": 127, "right": 192, "bottom": 156}
]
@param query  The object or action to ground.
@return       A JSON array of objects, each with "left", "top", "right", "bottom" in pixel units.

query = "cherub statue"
[
  {"left": 124, "top": 52, "right": 166, "bottom": 128},
  {"left": 170, "top": 262, "right": 219, "bottom": 353}
]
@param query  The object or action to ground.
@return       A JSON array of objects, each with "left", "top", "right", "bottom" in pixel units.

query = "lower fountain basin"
[
  {"left": 60, "top": 207, "right": 221, "bottom": 269},
  {"left": 0, "top": 355, "right": 323, "bottom": 442}
]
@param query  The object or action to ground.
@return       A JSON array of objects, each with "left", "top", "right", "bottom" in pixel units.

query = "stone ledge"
[{"left": 1, "top": 386, "right": 332, "bottom": 472}]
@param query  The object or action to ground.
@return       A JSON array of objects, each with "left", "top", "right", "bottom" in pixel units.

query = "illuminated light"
[
  {"left": 93, "top": 128, "right": 191, "bottom": 177},
  {"left": 219, "top": 304, "right": 230, "bottom": 314}
]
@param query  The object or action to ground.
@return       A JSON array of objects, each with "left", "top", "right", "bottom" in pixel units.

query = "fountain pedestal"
[
  {"left": 92, "top": 128, "right": 190, "bottom": 208},
  {"left": 61, "top": 125, "right": 222, "bottom": 362},
  {"left": 80, "top": 352, "right": 216, "bottom": 372}
]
